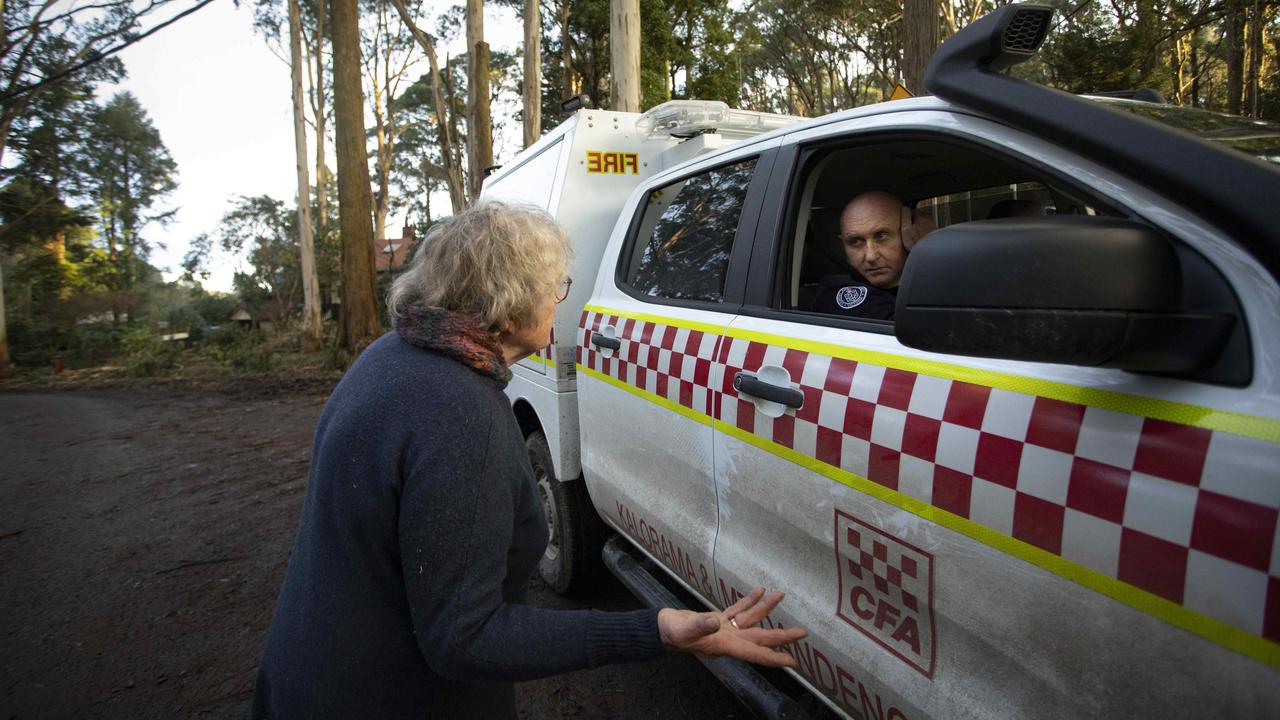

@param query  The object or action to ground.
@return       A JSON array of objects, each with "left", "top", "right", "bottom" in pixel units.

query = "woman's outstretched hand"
[{"left": 656, "top": 587, "right": 807, "bottom": 668}]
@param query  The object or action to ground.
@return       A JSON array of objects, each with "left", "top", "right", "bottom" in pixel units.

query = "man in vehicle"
[{"left": 811, "top": 191, "right": 933, "bottom": 320}]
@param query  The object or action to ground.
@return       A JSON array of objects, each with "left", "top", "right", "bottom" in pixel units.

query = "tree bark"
[
  {"left": 902, "top": 0, "right": 939, "bottom": 96},
  {"left": 330, "top": 0, "right": 381, "bottom": 356},
  {"left": 389, "top": 0, "right": 467, "bottom": 213},
  {"left": 1225, "top": 2, "right": 1245, "bottom": 114},
  {"left": 560, "top": 0, "right": 574, "bottom": 97},
  {"left": 523, "top": 0, "right": 541, "bottom": 147},
  {"left": 1190, "top": 30, "right": 1201, "bottom": 106},
  {"left": 311, "top": 1, "right": 329, "bottom": 248},
  {"left": 466, "top": 0, "right": 493, "bottom": 201},
  {"left": 1246, "top": 0, "right": 1262, "bottom": 117},
  {"left": 609, "top": 0, "right": 640, "bottom": 111},
  {"left": 0, "top": 255, "right": 10, "bottom": 378},
  {"left": 290, "top": 0, "right": 323, "bottom": 352}
]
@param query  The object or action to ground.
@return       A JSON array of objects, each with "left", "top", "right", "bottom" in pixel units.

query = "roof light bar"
[{"left": 636, "top": 100, "right": 801, "bottom": 139}]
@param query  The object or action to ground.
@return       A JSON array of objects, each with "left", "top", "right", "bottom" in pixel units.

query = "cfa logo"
[
  {"left": 586, "top": 150, "right": 640, "bottom": 175},
  {"left": 834, "top": 510, "right": 936, "bottom": 678},
  {"left": 836, "top": 285, "right": 868, "bottom": 309}
]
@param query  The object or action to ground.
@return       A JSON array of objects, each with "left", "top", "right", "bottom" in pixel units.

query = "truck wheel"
[{"left": 527, "top": 431, "right": 606, "bottom": 595}]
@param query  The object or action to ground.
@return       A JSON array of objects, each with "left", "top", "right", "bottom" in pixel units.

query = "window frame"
[
  {"left": 613, "top": 148, "right": 778, "bottom": 312},
  {"left": 741, "top": 129, "right": 1126, "bottom": 335}
]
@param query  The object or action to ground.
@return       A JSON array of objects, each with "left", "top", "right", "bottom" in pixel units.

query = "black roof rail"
[
  {"left": 925, "top": 3, "right": 1280, "bottom": 284},
  {"left": 1085, "top": 88, "right": 1168, "bottom": 104}
]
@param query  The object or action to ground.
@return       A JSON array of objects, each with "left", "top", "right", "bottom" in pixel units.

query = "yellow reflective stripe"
[
  {"left": 713, "top": 419, "right": 1280, "bottom": 669},
  {"left": 522, "top": 353, "right": 557, "bottom": 368},
  {"left": 725, "top": 326, "right": 1280, "bottom": 444},
  {"left": 583, "top": 304, "right": 1280, "bottom": 444},
  {"left": 578, "top": 364, "right": 712, "bottom": 427},
  {"left": 583, "top": 303, "right": 727, "bottom": 337}
]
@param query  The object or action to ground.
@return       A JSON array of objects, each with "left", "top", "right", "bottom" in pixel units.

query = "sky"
[{"left": 102, "top": 0, "right": 522, "bottom": 293}]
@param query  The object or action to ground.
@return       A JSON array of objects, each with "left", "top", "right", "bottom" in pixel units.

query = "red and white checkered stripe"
[
  {"left": 580, "top": 311, "right": 1280, "bottom": 645},
  {"left": 578, "top": 309, "right": 721, "bottom": 417}
]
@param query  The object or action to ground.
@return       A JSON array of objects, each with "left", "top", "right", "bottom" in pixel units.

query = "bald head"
[{"left": 839, "top": 191, "right": 910, "bottom": 289}]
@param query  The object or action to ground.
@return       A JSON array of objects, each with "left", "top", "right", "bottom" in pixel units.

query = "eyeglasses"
[{"left": 555, "top": 277, "right": 573, "bottom": 303}]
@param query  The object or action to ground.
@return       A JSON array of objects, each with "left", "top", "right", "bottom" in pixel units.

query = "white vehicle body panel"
[
  {"left": 486, "top": 97, "right": 1280, "bottom": 718},
  {"left": 580, "top": 107, "right": 1280, "bottom": 717}
]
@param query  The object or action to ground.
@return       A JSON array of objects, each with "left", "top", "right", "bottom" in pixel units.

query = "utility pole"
[
  {"left": 902, "top": 0, "right": 940, "bottom": 96},
  {"left": 523, "top": 0, "right": 541, "bottom": 147},
  {"left": 609, "top": 0, "right": 640, "bottom": 112}
]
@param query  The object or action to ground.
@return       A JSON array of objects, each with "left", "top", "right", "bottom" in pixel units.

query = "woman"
[{"left": 252, "top": 201, "right": 805, "bottom": 719}]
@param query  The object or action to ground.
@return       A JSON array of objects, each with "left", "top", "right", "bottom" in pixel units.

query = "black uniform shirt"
[{"left": 811, "top": 274, "right": 898, "bottom": 320}]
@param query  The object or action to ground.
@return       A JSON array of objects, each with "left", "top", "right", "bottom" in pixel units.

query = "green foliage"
[
  {"left": 83, "top": 91, "right": 178, "bottom": 297},
  {"left": 227, "top": 345, "right": 278, "bottom": 374},
  {"left": 121, "top": 329, "right": 179, "bottom": 377},
  {"left": 219, "top": 195, "right": 302, "bottom": 327}
]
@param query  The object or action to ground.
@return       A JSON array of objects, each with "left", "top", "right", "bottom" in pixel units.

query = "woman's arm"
[{"left": 397, "top": 408, "right": 803, "bottom": 683}]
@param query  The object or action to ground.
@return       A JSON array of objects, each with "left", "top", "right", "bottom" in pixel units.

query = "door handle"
[
  {"left": 591, "top": 332, "right": 621, "bottom": 350},
  {"left": 733, "top": 372, "right": 804, "bottom": 409}
]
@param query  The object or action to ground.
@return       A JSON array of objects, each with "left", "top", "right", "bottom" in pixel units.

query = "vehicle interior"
[{"left": 784, "top": 138, "right": 1102, "bottom": 313}]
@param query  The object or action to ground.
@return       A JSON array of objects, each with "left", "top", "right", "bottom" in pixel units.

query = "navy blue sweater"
[{"left": 252, "top": 333, "right": 663, "bottom": 719}]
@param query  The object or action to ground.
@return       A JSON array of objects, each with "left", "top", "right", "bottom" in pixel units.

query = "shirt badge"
[{"left": 837, "top": 285, "right": 868, "bottom": 309}]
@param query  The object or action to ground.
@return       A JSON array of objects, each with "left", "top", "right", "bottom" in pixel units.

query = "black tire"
[{"left": 527, "top": 431, "right": 607, "bottom": 595}]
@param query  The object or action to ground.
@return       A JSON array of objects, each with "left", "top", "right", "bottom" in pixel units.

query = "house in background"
[
  {"left": 372, "top": 225, "right": 419, "bottom": 273},
  {"left": 230, "top": 306, "right": 276, "bottom": 334}
]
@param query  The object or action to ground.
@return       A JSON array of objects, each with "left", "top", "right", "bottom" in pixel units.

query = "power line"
[
  {"left": 1055, "top": 0, "right": 1095, "bottom": 31},
  {"left": 1, "top": 0, "right": 220, "bottom": 104}
]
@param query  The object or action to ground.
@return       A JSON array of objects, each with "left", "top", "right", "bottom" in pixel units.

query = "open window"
[
  {"left": 778, "top": 137, "right": 1108, "bottom": 321},
  {"left": 761, "top": 133, "right": 1249, "bottom": 384}
]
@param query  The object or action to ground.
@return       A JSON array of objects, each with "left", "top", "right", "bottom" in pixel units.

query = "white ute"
[{"left": 481, "top": 4, "right": 1280, "bottom": 718}]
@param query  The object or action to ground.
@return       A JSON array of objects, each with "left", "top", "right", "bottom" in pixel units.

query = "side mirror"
[{"left": 894, "top": 216, "right": 1234, "bottom": 372}]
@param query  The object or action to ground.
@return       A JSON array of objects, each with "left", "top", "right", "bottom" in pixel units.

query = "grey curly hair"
[{"left": 387, "top": 200, "right": 572, "bottom": 333}]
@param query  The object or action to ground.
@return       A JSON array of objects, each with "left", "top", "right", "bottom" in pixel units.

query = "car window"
[
  {"left": 779, "top": 138, "right": 1110, "bottom": 322},
  {"left": 916, "top": 181, "right": 1096, "bottom": 225},
  {"left": 622, "top": 158, "right": 757, "bottom": 302}
]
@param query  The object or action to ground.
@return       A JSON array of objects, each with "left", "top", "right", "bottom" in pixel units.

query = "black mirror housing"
[{"left": 894, "top": 217, "right": 1234, "bottom": 371}]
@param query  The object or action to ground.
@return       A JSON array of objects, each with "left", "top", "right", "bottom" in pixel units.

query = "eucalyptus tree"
[
  {"left": 390, "top": 0, "right": 467, "bottom": 212},
  {"left": 331, "top": 0, "right": 381, "bottom": 354}
]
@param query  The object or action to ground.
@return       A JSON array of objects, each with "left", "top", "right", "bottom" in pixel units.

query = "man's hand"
[
  {"left": 900, "top": 205, "right": 936, "bottom": 251},
  {"left": 656, "top": 587, "right": 807, "bottom": 668}
]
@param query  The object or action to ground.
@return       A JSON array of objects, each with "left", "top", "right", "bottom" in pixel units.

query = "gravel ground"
[{"left": 0, "top": 382, "right": 762, "bottom": 719}]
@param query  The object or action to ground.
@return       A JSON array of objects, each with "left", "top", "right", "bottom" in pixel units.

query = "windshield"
[{"left": 1091, "top": 98, "right": 1280, "bottom": 166}]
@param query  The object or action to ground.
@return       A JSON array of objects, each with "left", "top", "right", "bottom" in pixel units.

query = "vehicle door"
[
  {"left": 578, "top": 142, "right": 777, "bottom": 603},
  {"left": 710, "top": 109, "right": 1280, "bottom": 720}
]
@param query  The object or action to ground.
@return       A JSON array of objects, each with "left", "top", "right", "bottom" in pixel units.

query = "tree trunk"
[
  {"left": 609, "top": 0, "right": 640, "bottom": 111},
  {"left": 312, "top": 4, "right": 329, "bottom": 246},
  {"left": 331, "top": 0, "right": 381, "bottom": 356},
  {"left": 290, "top": 0, "right": 323, "bottom": 352},
  {"left": 1226, "top": 2, "right": 1245, "bottom": 114},
  {"left": 389, "top": 0, "right": 467, "bottom": 213},
  {"left": 1191, "top": 31, "right": 1201, "bottom": 106},
  {"left": 0, "top": 255, "right": 10, "bottom": 378},
  {"left": 523, "top": 0, "right": 541, "bottom": 147},
  {"left": 902, "top": 0, "right": 939, "bottom": 96},
  {"left": 373, "top": 100, "right": 390, "bottom": 241},
  {"left": 560, "top": 0, "right": 574, "bottom": 97},
  {"left": 466, "top": 0, "right": 493, "bottom": 201},
  {"left": 1246, "top": 0, "right": 1262, "bottom": 117}
]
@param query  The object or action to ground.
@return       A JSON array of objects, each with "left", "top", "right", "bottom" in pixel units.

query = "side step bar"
[{"left": 602, "top": 535, "right": 814, "bottom": 720}]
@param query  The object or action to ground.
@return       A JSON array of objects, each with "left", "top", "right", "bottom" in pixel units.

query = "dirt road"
[{"left": 0, "top": 383, "right": 753, "bottom": 718}]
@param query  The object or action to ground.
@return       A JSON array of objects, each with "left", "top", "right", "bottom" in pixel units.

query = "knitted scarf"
[{"left": 395, "top": 305, "right": 511, "bottom": 385}]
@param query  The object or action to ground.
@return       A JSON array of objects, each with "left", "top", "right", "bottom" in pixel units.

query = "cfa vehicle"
[{"left": 480, "top": 5, "right": 1280, "bottom": 718}]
